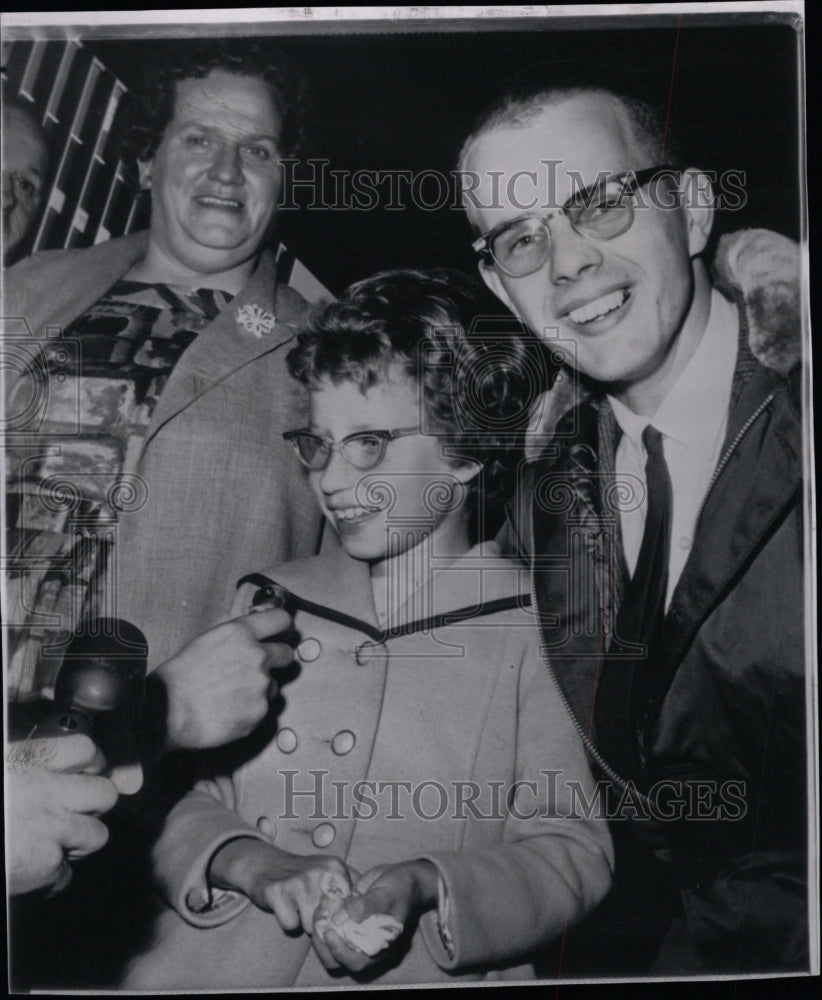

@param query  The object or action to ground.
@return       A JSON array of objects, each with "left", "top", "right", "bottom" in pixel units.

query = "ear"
[
  {"left": 450, "top": 458, "right": 483, "bottom": 486},
  {"left": 477, "top": 259, "right": 518, "bottom": 317},
  {"left": 680, "top": 167, "right": 715, "bottom": 257},
  {"left": 137, "top": 159, "right": 153, "bottom": 190}
]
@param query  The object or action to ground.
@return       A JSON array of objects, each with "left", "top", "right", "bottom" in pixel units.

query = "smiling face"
[
  {"left": 465, "top": 91, "right": 713, "bottom": 409},
  {"left": 139, "top": 69, "right": 283, "bottom": 280},
  {"left": 2, "top": 105, "right": 48, "bottom": 260},
  {"left": 307, "top": 372, "right": 476, "bottom": 573}
]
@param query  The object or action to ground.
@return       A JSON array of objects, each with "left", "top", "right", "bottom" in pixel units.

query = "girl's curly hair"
[{"left": 287, "top": 268, "right": 549, "bottom": 519}]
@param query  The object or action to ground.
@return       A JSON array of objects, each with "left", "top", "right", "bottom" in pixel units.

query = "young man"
[{"left": 459, "top": 80, "right": 807, "bottom": 974}]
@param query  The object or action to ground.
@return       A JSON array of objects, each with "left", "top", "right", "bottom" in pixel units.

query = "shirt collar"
[{"left": 608, "top": 288, "right": 739, "bottom": 457}]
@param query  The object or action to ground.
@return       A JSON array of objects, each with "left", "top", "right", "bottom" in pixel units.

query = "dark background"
[
  {"left": 4, "top": 8, "right": 814, "bottom": 998},
  {"left": 82, "top": 16, "right": 803, "bottom": 295}
]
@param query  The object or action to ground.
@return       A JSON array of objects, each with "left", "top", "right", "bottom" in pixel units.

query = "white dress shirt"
[{"left": 608, "top": 289, "right": 739, "bottom": 607}]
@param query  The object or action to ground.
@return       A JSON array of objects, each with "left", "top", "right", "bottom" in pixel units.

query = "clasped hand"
[
  {"left": 209, "top": 839, "right": 437, "bottom": 972},
  {"left": 313, "top": 860, "right": 438, "bottom": 973}
]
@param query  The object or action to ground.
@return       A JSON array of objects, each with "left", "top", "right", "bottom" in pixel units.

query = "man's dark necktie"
[{"left": 594, "top": 424, "right": 673, "bottom": 781}]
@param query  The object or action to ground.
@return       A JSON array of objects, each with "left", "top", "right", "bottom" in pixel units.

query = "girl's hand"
[
  {"left": 312, "top": 859, "right": 438, "bottom": 973},
  {"left": 208, "top": 837, "right": 355, "bottom": 933}
]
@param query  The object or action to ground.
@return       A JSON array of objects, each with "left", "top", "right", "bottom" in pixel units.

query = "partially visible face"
[
  {"left": 465, "top": 92, "right": 700, "bottom": 389},
  {"left": 307, "top": 373, "right": 470, "bottom": 570},
  {"left": 2, "top": 106, "right": 48, "bottom": 259},
  {"left": 141, "top": 69, "right": 283, "bottom": 275}
]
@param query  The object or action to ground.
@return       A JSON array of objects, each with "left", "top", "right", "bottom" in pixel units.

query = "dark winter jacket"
[{"left": 509, "top": 233, "right": 808, "bottom": 974}]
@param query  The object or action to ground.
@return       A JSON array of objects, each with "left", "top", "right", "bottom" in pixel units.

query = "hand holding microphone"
[
  {"left": 7, "top": 607, "right": 298, "bottom": 896},
  {"left": 29, "top": 619, "right": 148, "bottom": 794},
  {"left": 6, "top": 734, "right": 119, "bottom": 896}
]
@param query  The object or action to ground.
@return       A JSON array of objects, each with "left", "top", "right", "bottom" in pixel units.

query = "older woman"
[{"left": 5, "top": 42, "right": 323, "bottom": 702}]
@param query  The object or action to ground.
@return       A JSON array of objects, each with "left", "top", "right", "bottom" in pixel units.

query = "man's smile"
[{"left": 566, "top": 287, "right": 631, "bottom": 325}]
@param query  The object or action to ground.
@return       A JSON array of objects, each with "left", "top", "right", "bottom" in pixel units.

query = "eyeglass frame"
[
  {"left": 471, "top": 166, "right": 677, "bottom": 277},
  {"left": 283, "top": 426, "right": 421, "bottom": 472}
]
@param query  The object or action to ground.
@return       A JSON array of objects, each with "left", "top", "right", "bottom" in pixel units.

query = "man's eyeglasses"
[
  {"left": 472, "top": 166, "right": 674, "bottom": 278},
  {"left": 283, "top": 427, "right": 420, "bottom": 472}
]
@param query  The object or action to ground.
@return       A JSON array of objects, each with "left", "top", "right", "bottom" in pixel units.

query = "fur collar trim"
[{"left": 711, "top": 228, "right": 802, "bottom": 377}]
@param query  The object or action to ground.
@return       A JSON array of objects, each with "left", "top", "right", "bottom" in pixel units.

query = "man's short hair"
[
  {"left": 287, "top": 268, "right": 543, "bottom": 512},
  {"left": 119, "top": 38, "right": 305, "bottom": 172},
  {"left": 458, "top": 63, "right": 682, "bottom": 226}
]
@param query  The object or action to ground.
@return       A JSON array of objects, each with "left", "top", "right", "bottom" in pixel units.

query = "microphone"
[{"left": 31, "top": 619, "right": 148, "bottom": 794}]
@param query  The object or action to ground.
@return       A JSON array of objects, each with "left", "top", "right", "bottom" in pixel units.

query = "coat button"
[
  {"left": 297, "top": 638, "right": 322, "bottom": 662},
  {"left": 276, "top": 727, "right": 298, "bottom": 753},
  {"left": 185, "top": 887, "right": 211, "bottom": 913},
  {"left": 331, "top": 730, "right": 356, "bottom": 756},
  {"left": 355, "top": 641, "right": 387, "bottom": 667},
  {"left": 312, "top": 823, "right": 336, "bottom": 848},
  {"left": 256, "top": 816, "right": 276, "bottom": 841},
  {"left": 355, "top": 642, "right": 373, "bottom": 665}
]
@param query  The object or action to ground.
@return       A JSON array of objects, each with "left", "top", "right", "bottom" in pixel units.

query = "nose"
[
  {"left": 548, "top": 216, "right": 603, "bottom": 284},
  {"left": 207, "top": 143, "right": 244, "bottom": 186},
  {"left": 317, "top": 446, "right": 355, "bottom": 497}
]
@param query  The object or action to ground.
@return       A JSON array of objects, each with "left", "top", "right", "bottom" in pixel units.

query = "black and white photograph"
[{"left": 1, "top": 4, "right": 817, "bottom": 994}]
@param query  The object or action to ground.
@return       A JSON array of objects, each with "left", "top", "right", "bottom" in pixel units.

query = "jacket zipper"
[
  {"left": 688, "top": 391, "right": 776, "bottom": 541},
  {"left": 528, "top": 391, "right": 777, "bottom": 802}
]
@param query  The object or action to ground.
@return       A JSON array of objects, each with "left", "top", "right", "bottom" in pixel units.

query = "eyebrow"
[
  {"left": 177, "top": 121, "right": 280, "bottom": 142},
  {"left": 308, "top": 424, "right": 383, "bottom": 437}
]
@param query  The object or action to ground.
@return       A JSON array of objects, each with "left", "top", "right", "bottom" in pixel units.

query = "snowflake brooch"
[{"left": 236, "top": 304, "right": 277, "bottom": 338}]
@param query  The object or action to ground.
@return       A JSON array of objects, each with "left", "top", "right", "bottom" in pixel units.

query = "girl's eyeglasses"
[{"left": 283, "top": 427, "right": 420, "bottom": 471}]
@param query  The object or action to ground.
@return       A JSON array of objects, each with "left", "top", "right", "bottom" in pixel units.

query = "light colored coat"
[
  {"left": 124, "top": 542, "right": 614, "bottom": 989},
  {"left": 3, "top": 232, "right": 323, "bottom": 668}
]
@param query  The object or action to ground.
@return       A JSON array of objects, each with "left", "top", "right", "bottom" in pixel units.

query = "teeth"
[
  {"left": 333, "top": 506, "right": 378, "bottom": 521},
  {"left": 197, "top": 196, "right": 242, "bottom": 208},
  {"left": 568, "top": 288, "right": 628, "bottom": 325}
]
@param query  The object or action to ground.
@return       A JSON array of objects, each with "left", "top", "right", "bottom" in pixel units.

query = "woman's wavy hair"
[
  {"left": 119, "top": 39, "right": 305, "bottom": 176},
  {"left": 287, "top": 268, "right": 548, "bottom": 521}
]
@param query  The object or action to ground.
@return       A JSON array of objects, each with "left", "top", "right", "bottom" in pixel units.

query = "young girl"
[{"left": 125, "top": 269, "right": 612, "bottom": 989}]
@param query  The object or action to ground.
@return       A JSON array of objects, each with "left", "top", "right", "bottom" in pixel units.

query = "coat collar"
[
  {"left": 3, "top": 230, "right": 149, "bottom": 336},
  {"left": 662, "top": 361, "right": 801, "bottom": 664},
  {"left": 4, "top": 231, "right": 307, "bottom": 453},
  {"left": 140, "top": 248, "right": 302, "bottom": 450},
  {"left": 257, "top": 541, "right": 526, "bottom": 641},
  {"left": 266, "top": 545, "right": 379, "bottom": 633}
]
